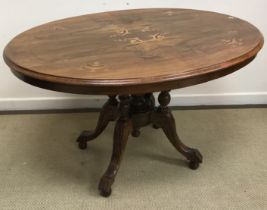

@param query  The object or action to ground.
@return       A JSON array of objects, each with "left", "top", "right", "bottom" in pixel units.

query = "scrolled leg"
[
  {"left": 151, "top": 91, "right": 203, "bottom": 169},
  {"left": 77, "top": 95, "right": 118, "bottom": 150},
  {"left": 98, "top": 95, "right": 132, "bottom": 197}
]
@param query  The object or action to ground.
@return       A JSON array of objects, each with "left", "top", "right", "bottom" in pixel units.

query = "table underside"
[{"left": 76, "top": 91, "right": 202, "bottom": 197}]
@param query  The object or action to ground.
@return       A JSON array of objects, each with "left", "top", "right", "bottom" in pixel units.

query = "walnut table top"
[{"left": 3, "top": 8, "right": 263, "bottom": 94}]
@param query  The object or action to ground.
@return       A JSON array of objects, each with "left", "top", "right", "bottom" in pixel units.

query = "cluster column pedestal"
[{"left": 77, "top": 91, "right": 203, "bottom": 197}]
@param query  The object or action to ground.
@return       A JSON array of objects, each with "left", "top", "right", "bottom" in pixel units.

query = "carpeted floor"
[{"left": 0, "top": 108, "right": 266, "bottom": 210}]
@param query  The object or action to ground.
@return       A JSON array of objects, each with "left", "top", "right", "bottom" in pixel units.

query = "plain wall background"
[{"left": 0, "top": 0, "right": 266, "bottom": 110}]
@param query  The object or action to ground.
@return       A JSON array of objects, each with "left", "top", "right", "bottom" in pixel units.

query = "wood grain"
[{"left": 3, "top": 8, "right": 264, "bottom": 94}]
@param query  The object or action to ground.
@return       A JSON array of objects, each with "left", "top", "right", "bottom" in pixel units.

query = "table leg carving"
[
  {"left": 77, "top": 92, "right": 202, "bottom": 196},
  {"left": 77, "top": 95, "right": 118, "bottom": 150},
  {"left": 98, "top": 95, "right": 132, "bottom": 197},
  {"left": 151, "top": 91, "right": 203, "bottom": 170}
]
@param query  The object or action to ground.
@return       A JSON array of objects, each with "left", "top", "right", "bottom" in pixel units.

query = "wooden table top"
[{"left": 3, "top": 9, "right": 264, "bottom": 95}]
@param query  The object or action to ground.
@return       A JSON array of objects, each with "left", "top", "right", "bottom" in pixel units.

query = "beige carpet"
[{"left": 0, "top": 108, "right": 267, "bottom": 209}]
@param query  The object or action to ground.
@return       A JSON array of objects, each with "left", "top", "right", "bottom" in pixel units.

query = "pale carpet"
[{"left": 0, "top": 108, "right": 266, "bottom": 210}]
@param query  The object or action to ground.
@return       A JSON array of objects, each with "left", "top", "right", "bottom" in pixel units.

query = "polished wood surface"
[
  {"left": 3, "top": 9, "right": 264, "bottom": 197},
  {"left": 3, "top": 9, "right": 263, "bottom": 94}
]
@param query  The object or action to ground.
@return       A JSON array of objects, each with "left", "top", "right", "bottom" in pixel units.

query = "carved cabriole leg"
[
  {"left": 98, "top": 95, "right": 132, "bottom": 197},
  {"left": 77, "top": 95, "right": 118, "bottom": 149},
  {"left": 151, "top": 91, "right": 203, "bottom": 170}
]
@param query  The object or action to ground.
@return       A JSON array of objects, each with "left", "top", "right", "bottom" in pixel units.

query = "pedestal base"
[{"left": 76, "top": 91, "right": 202, "bottom": 197}]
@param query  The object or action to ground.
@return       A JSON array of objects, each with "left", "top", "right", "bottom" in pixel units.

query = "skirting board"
[{"left": 0, "top": 92, "right": 267, "bottom": 111}]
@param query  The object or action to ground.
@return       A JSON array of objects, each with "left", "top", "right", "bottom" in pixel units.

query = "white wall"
[{"left": 0, "top": 0, "right": 266, "bottom": 110}]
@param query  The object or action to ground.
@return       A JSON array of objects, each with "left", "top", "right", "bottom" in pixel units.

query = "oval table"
[{"left": 3, "top": 9, "right": 264, "bottom": 197}]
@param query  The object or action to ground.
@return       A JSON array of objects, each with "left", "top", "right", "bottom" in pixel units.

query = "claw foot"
[
  {"left": 187, "top": 149, "right": 203, "bottom": 170},
  {"left": 152, "top": 124, "right": 160, "bottom": 129},
  {"left": 131, "top": 129, "right": 140, "bottom": 137},
  {"left": 76, "top": 130, "right": 91, "bottom": 150},
  {"left": 98, "top": 176, "right": 114, "bottom": 197},
  {"left": 77, "top": 139, "right": 87, "bottom": 150}
]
